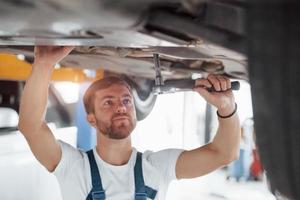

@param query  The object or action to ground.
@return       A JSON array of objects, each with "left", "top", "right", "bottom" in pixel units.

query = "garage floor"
[{"left": 166, "top": 169, "right": 275, "bottom": 200}]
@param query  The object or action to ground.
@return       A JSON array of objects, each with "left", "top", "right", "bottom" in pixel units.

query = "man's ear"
[{"left": 87, "top": 113, "right": 97, "bottom": 128}]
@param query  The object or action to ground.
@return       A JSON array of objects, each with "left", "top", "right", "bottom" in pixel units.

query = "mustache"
[{"left": 111, "top": 113, "right": 129, "bottom": 119}]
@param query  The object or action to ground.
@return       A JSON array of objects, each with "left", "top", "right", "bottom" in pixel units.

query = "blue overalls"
[{"left": 86, "top": 150, "right": 157, "bottom": 200}]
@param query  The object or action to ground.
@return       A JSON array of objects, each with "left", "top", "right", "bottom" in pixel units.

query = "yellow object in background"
[{"left": 0, "top": 54, "right": 103, "bottom": 82}]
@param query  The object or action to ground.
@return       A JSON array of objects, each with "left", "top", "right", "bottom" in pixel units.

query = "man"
[{"left": 18, "top": 46, "right": 240, "bottom": 200}]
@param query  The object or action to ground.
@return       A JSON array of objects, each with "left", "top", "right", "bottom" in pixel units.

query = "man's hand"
[
  {"left": 18, "top": 45, "right": 74, "bottom": 172},
  {"left": 176, "top": 74, "right": 240, "bottom": 179},
  {"left": 33, "top": 46, "right": 74, "bottom": 68},
  {"left": 193, "top": 74, "right": 235, "bottom": 116}
]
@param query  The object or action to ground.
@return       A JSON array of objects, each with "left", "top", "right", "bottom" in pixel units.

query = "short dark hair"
[{"left": 83, "top": 76, "right": 132, "bottom": 114}]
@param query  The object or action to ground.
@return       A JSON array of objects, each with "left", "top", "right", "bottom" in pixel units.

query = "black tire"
[{"left": 248, "top": 1, "right": 300, "bottom": 199}]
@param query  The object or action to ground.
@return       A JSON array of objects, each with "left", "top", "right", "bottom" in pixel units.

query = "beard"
[{"left": 96, "top": 114, "right": 136, "bottom": 140}]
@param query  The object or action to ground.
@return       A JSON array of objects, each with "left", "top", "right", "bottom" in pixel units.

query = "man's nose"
[{"left": 115, "top": 102, "right": 126, "bottom": 113}]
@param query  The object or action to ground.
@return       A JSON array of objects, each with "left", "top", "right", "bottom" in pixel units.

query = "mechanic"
[{"left": 18, "top": 46, "right": 241, "bottom": 200}]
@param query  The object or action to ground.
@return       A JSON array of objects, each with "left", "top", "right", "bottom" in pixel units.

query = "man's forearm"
[
  {"left": 211, "top": 111, "right": 241, "bottom": 163},
  {"left": 18, "top": 63, "right": 53, "bottom": 136}
]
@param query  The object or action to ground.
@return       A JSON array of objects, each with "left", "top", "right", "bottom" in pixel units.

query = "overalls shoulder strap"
[
  {"left": 86, "top": 150, "right": 157, "bottom": 200},
  {"left": 86, "top": 150, "right": 105, "bottom": 200},
  {"left": 134, "top": 152, "right": 157, "bottom": 200}
]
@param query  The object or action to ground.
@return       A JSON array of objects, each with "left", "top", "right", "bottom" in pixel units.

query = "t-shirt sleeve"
[
  {"left": 146, "top": 148, "right": 184, "bottom": 183},
  {"left": 52, "top": 140, "right": 84, "bottom": 182}
]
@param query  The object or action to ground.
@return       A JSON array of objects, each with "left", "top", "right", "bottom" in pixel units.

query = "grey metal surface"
[
  {"left": 0, "top": 0, "right": 248, "bottom": 81},
  {"left": 0, "top": 0, "right": 177, "bottom": 45}
]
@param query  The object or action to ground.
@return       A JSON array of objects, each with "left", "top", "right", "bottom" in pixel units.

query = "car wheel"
[{"left": 248, "top": 2, "right": 300, "bottom": 199}]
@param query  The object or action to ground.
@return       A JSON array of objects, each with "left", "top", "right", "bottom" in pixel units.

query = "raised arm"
[
  {"left": 176, "top": 74, "right": 241, "bottom": 179},
  {"left": 18, "top": 46, "right": 74, "bottom": 172}
]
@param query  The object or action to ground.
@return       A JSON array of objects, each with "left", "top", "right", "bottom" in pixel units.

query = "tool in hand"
[{"left": 152, "top": 53, "right": 240, "bottom": 95}]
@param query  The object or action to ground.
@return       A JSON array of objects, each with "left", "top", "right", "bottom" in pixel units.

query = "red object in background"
[{"left": 250, "top": 149, "right": 263, "bottom": 180}]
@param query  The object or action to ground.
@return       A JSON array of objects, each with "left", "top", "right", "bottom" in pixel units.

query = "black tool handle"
[{"left": 163, "top": 79, "right": 240, "bottom": 92}]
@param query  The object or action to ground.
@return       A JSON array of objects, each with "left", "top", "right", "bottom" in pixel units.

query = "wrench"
[{"left": 152, "top": 53, "right": 240, "bottom": 95}]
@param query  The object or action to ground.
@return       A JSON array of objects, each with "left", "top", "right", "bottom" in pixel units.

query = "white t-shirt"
[{"left": 53, "top": 141, "right": 183, "bottom": 200}]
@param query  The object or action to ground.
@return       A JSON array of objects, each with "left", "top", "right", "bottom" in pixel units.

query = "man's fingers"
[
  {"left": 226, "top": 77, "right": 231, "bottom": 89},
  {"left": 33, "top": 46, "right": 75, "bottom": 66},
  {"left": 207, "top": 74, "right": 221, "bottom": 91},
  {"left": 194, "top": 79, "right": 212, "bottom": 89},
  {"left": 62, "top": 46, "right": 75, "bottom": 54},
  {"left": 219, "top": 76, "right": 232, "bottom": 90},
  {"left": 216, "top": 75, "right": 228, "bottom": 91},
  {"left": 194, "top": 74, "right": 235, "bottom": 110},
  {"left": 196, "top": 74, "right": 232, "bottom": 92},
  {"left": 34, "top": 46, "right": 74, "bottom": 54}
]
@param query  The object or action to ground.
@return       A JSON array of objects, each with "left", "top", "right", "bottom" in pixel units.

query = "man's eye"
[
  {"left": 104, "top": 100, "right": 113, "bottom": 106},
  {"left": 123, "top": 99, "right": 131, "bottom": 105}
]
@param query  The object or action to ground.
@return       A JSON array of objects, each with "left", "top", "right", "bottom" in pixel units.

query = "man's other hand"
[{"left": 33, "top": 46, "right": 74, "bottom": 68}]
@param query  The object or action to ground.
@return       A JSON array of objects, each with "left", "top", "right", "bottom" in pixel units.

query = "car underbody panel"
[{"left": 0, "top": 0, "right": 248, "bottom": 82}]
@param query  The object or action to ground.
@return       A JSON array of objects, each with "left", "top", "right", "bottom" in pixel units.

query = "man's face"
[{"left": 88, "top": 84, "right": 137, "bottom": 140}]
